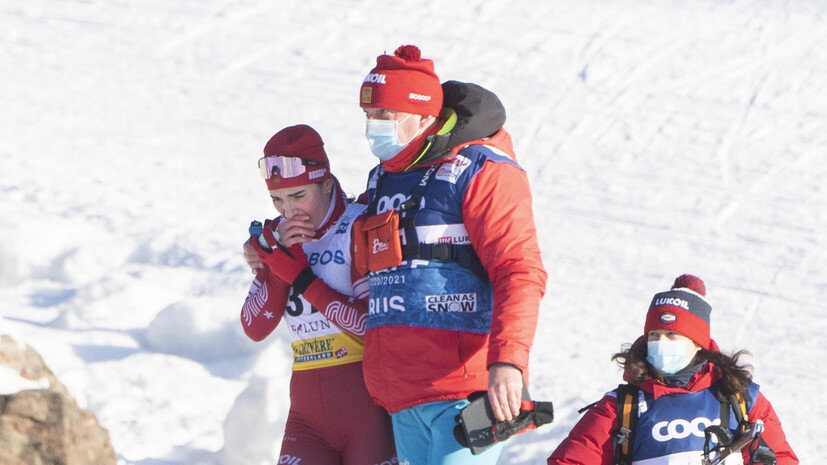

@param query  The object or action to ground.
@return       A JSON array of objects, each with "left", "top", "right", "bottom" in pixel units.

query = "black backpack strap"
[
  {"left": 366, "top": 166, "right": 386, "bottom": 215},
  {"left": 397, "top": 165, "right": 439, "bottom": 258},
  {"left": 416, "top": 242, "right": 489, "bottom": 282},
  {"left": 714, "top": 384, "right": 750, "bottom": 431},
  {"left": 719, "top": 398, "right": 732, "bottom": 429},
  {"left": 613, "top": 384, "right": 639, "bottom": 465}
]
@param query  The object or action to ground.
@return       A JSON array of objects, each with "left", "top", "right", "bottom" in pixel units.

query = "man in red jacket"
[{"left": 357, "top": 45, "right": 548, "bottom": 465}]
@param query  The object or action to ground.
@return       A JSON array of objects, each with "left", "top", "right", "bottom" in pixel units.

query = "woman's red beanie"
[{"left": 262, "top": 124, "right": 331, "bottom": 190}]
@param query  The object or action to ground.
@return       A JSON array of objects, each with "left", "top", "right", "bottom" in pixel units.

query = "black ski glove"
[{"left": 453, "top": 390, "right": 554, "bottom": 455}]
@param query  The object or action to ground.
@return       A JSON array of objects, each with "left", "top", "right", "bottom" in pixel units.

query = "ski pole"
[{"left": 702, "top": 420, "right": 764, "bottom": 465}]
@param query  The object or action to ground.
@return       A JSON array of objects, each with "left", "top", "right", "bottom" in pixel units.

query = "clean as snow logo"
[
  {"left": 660, "top": 312, "right": 677, "bottom": 323},
  {"left": 425, "top": 293, "right": 477, "bottom": 312},
  {"left": 652, "top": 417, "right": 721, "bottom": 441}
]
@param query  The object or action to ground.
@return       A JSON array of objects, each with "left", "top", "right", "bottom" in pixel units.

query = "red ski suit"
[{"left": 241, "top": 187, "right": 396, "bottom": 465}]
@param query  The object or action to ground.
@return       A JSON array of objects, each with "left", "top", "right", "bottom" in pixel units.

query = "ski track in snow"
[{"left": 2, "top": 0, "right": 826, "bottom": 464}]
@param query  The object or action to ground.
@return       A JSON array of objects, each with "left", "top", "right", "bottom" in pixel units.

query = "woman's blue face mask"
[
  {"left": 365, "top": 115, "right": 413, "bottom": 160},
  {"left": 646, "top": 340, "right": 697, "bottom": 375}
]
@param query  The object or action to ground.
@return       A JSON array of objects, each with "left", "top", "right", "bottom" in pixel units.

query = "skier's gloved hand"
[
  {"left": 267, "top": 244, "right": 310, "bottom": 283},
  {"left": 257, "top": 220, "right": 281, "bottom": 250},
  {"left": 252, "top": 240, "right": 317, "bottom": 294},
  {"left": 243, "top": 237, "right": 265, "bottom": 274}
]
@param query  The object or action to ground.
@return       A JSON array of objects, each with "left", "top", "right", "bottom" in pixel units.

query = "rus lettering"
[{"left": 369, "top": 296, "right": 406, "bottom": 314}]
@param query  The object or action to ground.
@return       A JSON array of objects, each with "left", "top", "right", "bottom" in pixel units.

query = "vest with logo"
[
  {"left": 283, "top": 202, "right": 366, "bottom": 371},
  {"left": 364, "top": 145, "right": 520, "bottom": 334},
  {"left": 619, "top": 381, "right": 761, "bottom": 465}
]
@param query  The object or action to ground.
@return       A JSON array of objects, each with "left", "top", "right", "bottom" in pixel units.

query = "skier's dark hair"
[{"left": 612, "top": 338, "right": 753, "bottom": 396}]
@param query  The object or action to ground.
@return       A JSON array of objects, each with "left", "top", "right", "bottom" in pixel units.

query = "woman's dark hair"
[{"left": 612, "top": 339, "right": 753, "bottom": 396}]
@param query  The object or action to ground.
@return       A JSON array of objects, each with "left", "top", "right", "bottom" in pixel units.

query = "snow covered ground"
[{"left": 2, "top": 0, "right": 825, "bottom": 463}]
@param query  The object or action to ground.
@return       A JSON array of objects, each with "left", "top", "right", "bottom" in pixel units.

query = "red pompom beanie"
[
  {"left": 644, "top": 274, "right": 713, "bottom": 350},
  {"left": 359, "top": 45, "right": 443, "bottom": 116},
  {"left": 262, "top": 124, "right": 332, "bottom": 190}
]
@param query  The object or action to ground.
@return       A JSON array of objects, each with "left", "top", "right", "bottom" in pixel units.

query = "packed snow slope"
[{"left": 1, "top": 1, "right": 825, "bottom": 464}]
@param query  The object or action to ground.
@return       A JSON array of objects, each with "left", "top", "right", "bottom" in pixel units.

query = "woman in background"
[{"left": 547, "top": 274, "right": 797, "bottom": 465}]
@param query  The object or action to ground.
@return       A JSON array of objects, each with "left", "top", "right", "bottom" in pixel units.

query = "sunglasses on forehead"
[{"left": 258, "top": 155, "right": 326, "bottom": 180}]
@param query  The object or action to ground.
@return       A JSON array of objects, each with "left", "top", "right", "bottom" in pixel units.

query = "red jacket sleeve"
[
  {"left": 744, "top": 392, "right": 799, "bottom": 464},
  {"left": 463, "top": 160, "right": 548, "bottom": 372},
  {"left": 240, "top": 265, "right": 289, "bottom": 342},
  {"left": 548, "top": 395, "right": 617, "bottom": 465}
]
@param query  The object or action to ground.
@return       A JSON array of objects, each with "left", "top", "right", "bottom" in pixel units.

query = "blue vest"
[
  {"left": 622, "top": 382, "right": 760, "bottom": 464},
  {"left": 364, "top": 145, "right": 521, "bottom": 334}
]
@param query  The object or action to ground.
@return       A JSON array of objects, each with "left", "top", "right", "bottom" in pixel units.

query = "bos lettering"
[{"left": 308, "top": 250, "right": 345, "bottom": 266}]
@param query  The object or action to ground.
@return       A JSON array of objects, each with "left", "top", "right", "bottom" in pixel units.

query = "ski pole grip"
[{"left": 249, "top": 220, "right": 263, "bottom": 236}]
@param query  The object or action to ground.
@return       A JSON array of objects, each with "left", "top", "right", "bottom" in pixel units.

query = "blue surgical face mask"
[
  {"left": 365, "top": 116, "right": 412, "bottom": 160},
  {"left": 647, "top": 340, "right": 696, "bottom": 375}
]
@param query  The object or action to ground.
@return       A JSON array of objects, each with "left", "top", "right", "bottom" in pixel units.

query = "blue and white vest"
[
  {"left": 364, "top": 145, "right": 521, "bottom": 334},
  {"left": 617, "top": 382, "right": 761, "bottom": 464}
]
